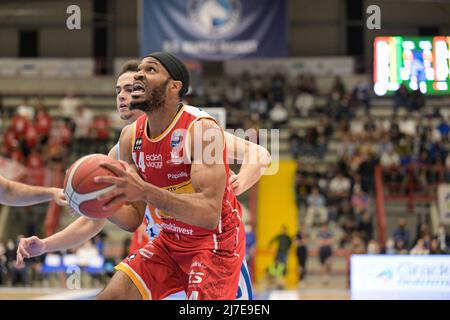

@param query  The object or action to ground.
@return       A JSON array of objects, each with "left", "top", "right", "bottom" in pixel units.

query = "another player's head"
[
  {"left": 116, "top": 60, "right": 143, "bottom": 123},
  {"left": 130, "top": 52, "right": 190, "bottom": 112}
]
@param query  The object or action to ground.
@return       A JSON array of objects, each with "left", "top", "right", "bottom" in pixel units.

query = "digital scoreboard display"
[{"left": 374, "top": 36, "right": 450, "bottom": 96}]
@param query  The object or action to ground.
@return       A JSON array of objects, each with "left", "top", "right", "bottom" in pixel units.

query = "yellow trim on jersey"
[
  {"left": 164, "top": 179, "right": 194, "bottom": 193},
  {"left": 144, "top": 104, "right": 185, "bottom": 143},
  {"left": 115, "top": 263, "right": 152, "bottom": 300}
]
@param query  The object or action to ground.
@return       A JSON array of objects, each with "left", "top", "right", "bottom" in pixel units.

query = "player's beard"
[{"left": 130, "top": 79, "right": 169, "bottom": 113}]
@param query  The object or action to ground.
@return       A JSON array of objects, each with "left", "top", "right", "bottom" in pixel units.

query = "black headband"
[{"left": 146, "top": 52, "right": 190, "bottom": 99}]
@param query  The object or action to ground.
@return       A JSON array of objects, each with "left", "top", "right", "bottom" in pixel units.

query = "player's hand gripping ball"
[{"left": 63, "top": 154, "right": 126, "bottom": 219}]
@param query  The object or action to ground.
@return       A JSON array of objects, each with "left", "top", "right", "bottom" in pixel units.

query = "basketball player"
[
  {"left": 17, "top": 57, "right": 270, "bottom": 300},
  {"left": 0, "top": 174, "right": 66, "bottom": 206}
]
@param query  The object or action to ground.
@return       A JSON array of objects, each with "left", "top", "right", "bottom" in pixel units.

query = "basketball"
[{"left": 63, "top": 154, "right": 125, "bottom": 219}]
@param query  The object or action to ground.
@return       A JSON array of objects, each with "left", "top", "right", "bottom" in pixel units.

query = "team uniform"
[{"left": 115, "top": 104, "right": 251, "bottom": 300}]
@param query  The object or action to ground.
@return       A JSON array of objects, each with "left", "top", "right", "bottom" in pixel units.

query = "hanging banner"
[{"left": 140, "top": 0, "right": 288, "bottom": 60}]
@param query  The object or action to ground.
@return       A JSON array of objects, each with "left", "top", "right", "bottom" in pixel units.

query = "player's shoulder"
[{"left": 183, "top": 104, "right": 212, "bottom": 118}]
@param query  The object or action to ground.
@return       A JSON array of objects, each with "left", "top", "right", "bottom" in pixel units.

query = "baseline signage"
[{"left": 351, "top": 255, "right": 450, "bottom": 299}]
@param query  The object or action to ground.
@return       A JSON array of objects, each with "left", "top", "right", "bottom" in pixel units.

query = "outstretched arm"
[
  {"left": 16, "top": 217, "right": 106, "bottom": 267},
  {"left": 0, "top": 175, "right": 66, "bottom": 207},
  {"left": 15, "top": 143, "right": 127, "bottom": 267},
  {"left": 225, "top": 132, "right": 271, "bottom": 196}
]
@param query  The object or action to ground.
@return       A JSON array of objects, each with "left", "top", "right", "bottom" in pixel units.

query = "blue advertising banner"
[{"left": 140, "top": 0, "right": 288, "bottom": 60}]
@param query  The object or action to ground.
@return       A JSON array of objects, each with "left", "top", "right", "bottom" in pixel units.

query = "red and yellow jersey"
[{"left": 130, "top": 104, "right": 243, "bottom": 246}]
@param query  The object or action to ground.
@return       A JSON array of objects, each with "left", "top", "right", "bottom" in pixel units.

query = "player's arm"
[
  {"left": 16, "top": 216, "right": 107, "bottom": 267},
  {"left": 15, "top": 142, "right": 126, "bottom": 267},
  {"left": 0, "top": 175, "right": 67, "bottom": 207},
  {"left": 104, "top": 124, "right": 147, "bottom": 232},
  {"left": 225, "top": 132, "right": 271, "bottom": 196},
  {"left": 97, "top": 119, "right": 226, "bottom": 230}
]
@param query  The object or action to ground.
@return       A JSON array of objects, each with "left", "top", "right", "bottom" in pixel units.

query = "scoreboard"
[{"left": 374, "top": 36, "right": 450, "bottom": 96}]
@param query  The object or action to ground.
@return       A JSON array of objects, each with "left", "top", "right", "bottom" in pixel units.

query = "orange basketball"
[{"left": 63, "top": 154, "right": 125, "bottom": 219}]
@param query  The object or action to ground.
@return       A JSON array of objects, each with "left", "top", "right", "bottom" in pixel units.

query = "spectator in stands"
[
  {"left": 340, "top": 217, "right": 356, "bottom": 248},
  {"left": 35, "top": 101, "right": 52, "bottom": 146},
  {"left": 436, "top": 116, "right": 450, "bottom": 142},
  {"left": 59, "top": 91, "right": 81, "bottom": 120},
  {"left": 317, "top": 223, "right": 335, "bottom": 285},
  {"left": 249, "top": 92, "right": 269, "bottom": 120},
  {"left": 304, "top": 186, "right": 327, "bottom": 228},
  {"left": 413, "top": 222, "right": 431, "bottom": 248},
  {"left": 293, "top": 75, "right": 316, "bottom": 116},
  {"left": 331, "top": 75, "right": 346, "bottom": 98},
  {"left": 358, "top": 151, "right": 379, "bottom": 194},
  {"left": 225, "top": 79, "right": 244, "bottom": 109},
  {"left": 350, "top": 115, "right": 366, "bottom": 140},
  {"left": 367, "top": 239, "right": 381, "bottom": 254},
  {"left": 350, "top": 235, "right": 367, "bottom": 254},
  {"left": 270, "top": 73, "right": 286, "bottom": 103},
  {"left": 378, "top": 133, "right": 394, "bottom": 157},
  {"left": 318, "top": 116, "right": 334, "bottom": 139},
  {"left": 410, "top": 238, "right": 429, "bottom": 255},
  {"left": 269, "top": 102, "right": 288, "bottom": 129},
  {"left": 351, "top": 81, "right": 371, "bottom": 115},
  {"left": 73, "top": 104, "right": 94, "bottom": 155},
  {"left": 205, "top": 80, "right": 223, "bottom": 108},
  {"left": 294, "top": 169, "right": 307, "bottom": 211},
  {"left": 92, "top": 114, "right": 110, "bottom": 155},
  {"left": 337, "top": 134, "right": 356, "bottom": 160},
  {"left": 351, "top": 187, "right": 369, "bottom": 216},
  {"left": 389, "top": 116, "right": 403, "bottom": 144},
  {"left": 357, "top": 211, "right": 373, "bottom": 245},
  {"left": 363, "top": 115, "right": 378, "bottom": 139},
  {"left": 409, "top": 88, "right": 425, "bottom": 113},
  {"left": 427, "top": 138, "right": 447, "bottom": 165},
  {"left": 288, "top": 128, "right": 301, "bottom": 159},
  {"left": 269, "top": 225, "right": 292, "bottom": 277},
  {"left": 328, "top": 172, "right": 351, "bottom": 204},
  {"left": 17, "top": 97, "right": 35, "bottom": 121},
  {"left": 380, "top": 145, "right": 400, "bottom": 168},
  {"left": 429, "top": 238, "right": 444, "bottom": 254},
  {"left": 436, "top": 224, "right": 449, "bottom": 253},
  {"left": 393, "top": 218, "right": 411, "bottom": 249},
  {"left": 395, "top": 239, "right": 409, "bottom": 254},
  {"left": 385, "top": 238, "right": 396, "bottom": 254},
  {"left": 393, "top": 83, "right": 409, "bottom": 115},
  {"left": 293, "top": 88, "right": 315, "bottom": 117},
  {"left": 295, "top": 224, "right": 308, "bottom": 284},
  {"left": 399, "top": 115, "right": 416, "bottom": 137}
]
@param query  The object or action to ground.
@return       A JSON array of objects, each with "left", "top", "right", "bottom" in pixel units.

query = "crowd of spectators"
[{"left": 0, "top": 95, "right": 116, "bottom": 188}]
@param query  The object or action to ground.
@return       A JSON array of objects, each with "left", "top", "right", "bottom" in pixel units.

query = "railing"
[{"left": 374, "top": 163, "right": 444, "bottom": 248}]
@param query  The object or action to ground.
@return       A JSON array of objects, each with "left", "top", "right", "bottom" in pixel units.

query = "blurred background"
[{"left": 0, "top": 0, "right": 450, "bottom": 300}]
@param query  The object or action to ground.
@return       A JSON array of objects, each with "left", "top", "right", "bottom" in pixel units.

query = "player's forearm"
[
  {"left": 0, "top": 179, "right": 56, "bottom": 206},
  {"left": 232, "top": 138, "right": 271, "bottom": 195},
  {"left": 108, "top": 202, "right": 145, "bottom": 232},
  {"left": 142, "top": 184, "right": 221, "bottom": 230},
  {"left": 237, "top": 145, "right": 271, "bottom": 195},
  {"left": 42, "top": 217, "right": 106, "bottom": 253}
]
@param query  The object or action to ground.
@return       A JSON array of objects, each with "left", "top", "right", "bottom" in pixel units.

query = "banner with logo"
[
  {"left": 351, "top": 255, "right": 450, "bottom": 299},
  {"left": 140, "top": 0, "right": 288, "bottom": 60},
  {"left": 438, "top": 184, "right": 450, "bottom": 225}
]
